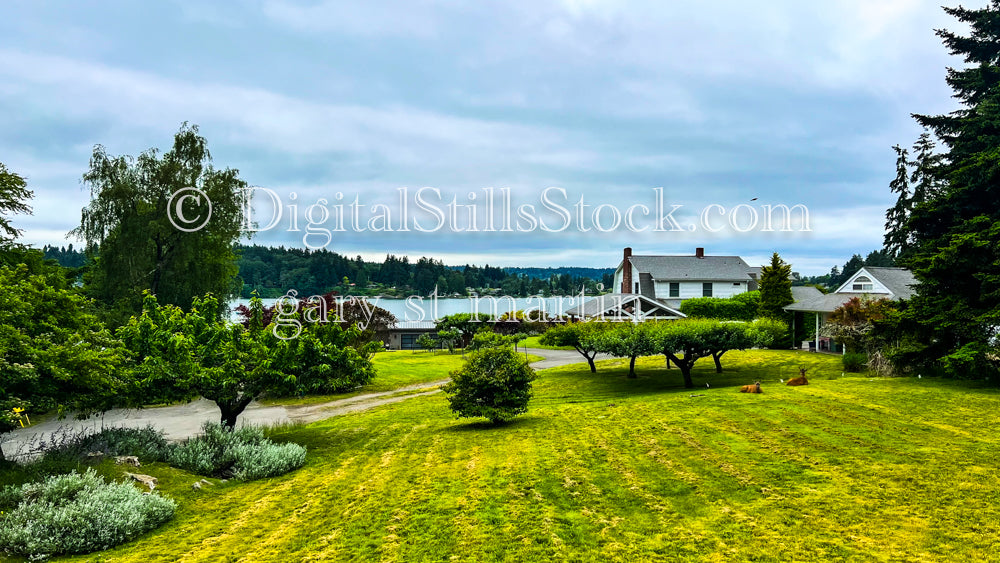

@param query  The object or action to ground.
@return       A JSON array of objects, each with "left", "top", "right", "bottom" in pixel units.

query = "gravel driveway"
[{"left": 2, "top": 347, "right": 598, "bottom": 459}]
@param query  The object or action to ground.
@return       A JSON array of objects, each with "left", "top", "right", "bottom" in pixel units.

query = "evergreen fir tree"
[
  {"left": 886, "top": 1, "right": 1000, "bottom": 379},
  {"left": 758, "top": 252, "right": 793, "bottom": 320}
]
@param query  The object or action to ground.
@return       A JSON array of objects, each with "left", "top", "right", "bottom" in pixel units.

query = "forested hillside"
[{"left": 42, "top": 244, "right": 613, "bottom": 298}]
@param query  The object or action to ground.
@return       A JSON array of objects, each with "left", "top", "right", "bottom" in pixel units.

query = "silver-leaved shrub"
[
  {"left": 168, "top": 422, "right": 305, "bottom": 481},
  {"left": 0, "top": 468, "right": 176, "bottom": 559}
]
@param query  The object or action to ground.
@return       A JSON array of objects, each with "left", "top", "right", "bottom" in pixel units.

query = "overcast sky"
[{"left": 1, "top": 0, "right": 965, "bottom": 274}]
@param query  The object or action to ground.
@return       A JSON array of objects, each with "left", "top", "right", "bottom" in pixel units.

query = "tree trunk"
[
  {"left": 151, "top": 237, "right": 164, "bottom": 296},
  {"left": 680, "top": 364, "right": 693, "bottom": 388},
  {"left": 221, "top": 410, "right": 240, "bottom": 430},
  {"left": 666, "top": 353, "right": 694, "bottom": 388},
  {"left": 628, "top": 356, "right": 637, "bottom": 378},
  {"left": 575, "top": 346, "right": 598, "bottom": 372},
  {"left": 218, "top": 396, "right": 254, "bottom": 429},
  {"left": 713, "top": 351, "right": 724, "bottom": 373}
]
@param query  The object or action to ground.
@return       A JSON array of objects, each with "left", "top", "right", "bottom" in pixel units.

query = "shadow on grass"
[
  {"left": 442, "top": 415, "right": 547, "bottom": 433},
  {"left": 533, "top": 349, "right": 856, "bottom": 404}
]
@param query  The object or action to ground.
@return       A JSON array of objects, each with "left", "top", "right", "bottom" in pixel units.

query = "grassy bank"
[{"left": 17, "top": 350, "right": 1000, "bottom": 562}]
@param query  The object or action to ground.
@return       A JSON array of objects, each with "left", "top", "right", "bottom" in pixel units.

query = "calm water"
[{"left": 229, "top": 295, "right": 588, "bottom": 322}]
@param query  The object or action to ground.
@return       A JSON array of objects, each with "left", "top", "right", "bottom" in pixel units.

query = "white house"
[
  {"left": 784, "top": 266, "right": 917, "bottom": 352},
  {"left": 612, "top": 247, "right": 759, "bottom": 304},
  {"left": 565, "top": 247, "right": 760, "bottom": 320}
]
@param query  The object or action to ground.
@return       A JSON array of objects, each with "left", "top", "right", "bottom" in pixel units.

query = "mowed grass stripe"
[{"left": 44, "top": 350, "right": 1000, "bottom": 562}]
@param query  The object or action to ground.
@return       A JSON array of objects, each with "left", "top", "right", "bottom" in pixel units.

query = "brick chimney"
[
  {"left": 622, "top": 247, "right": 632, "bottom": 294},
  {"left": 695, "top": 247, "right": 705, "bottom": 259}
]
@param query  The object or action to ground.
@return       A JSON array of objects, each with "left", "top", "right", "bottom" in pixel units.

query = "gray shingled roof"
[
  {"left": 864, "top": 267, "right": 918, "bottom": 299},
  {"left": 627, "top": 255, "right": 756, "bottom": 281},
  {"left": 391, "top": 321, "right": 438, "bottom": 330},
  {"left": 785, "top": 268, "right": 918, "bottom": 313},
  {"left": 784, "top": 287, "right": 855, "bottom": 313}
]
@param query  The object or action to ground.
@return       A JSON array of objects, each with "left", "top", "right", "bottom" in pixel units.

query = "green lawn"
[
  {"left": 356, "top": 349, "right": 465, "bottom": 392},
  {"left": 261, "top": 350, "right": 544, "bottom": 406},
  {"left": 21, "top": 350, "right": 1000, "bottom": 562}
]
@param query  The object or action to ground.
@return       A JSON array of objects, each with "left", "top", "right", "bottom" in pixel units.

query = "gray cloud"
[{"left": 0, "top": 0, "right": 963, "bottom": 274}]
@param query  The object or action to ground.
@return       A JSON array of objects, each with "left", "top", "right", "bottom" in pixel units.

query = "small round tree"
[
  {"left": 443, "top": 346, "right": 536, "bottom": 424},
  {"left": 417, "top": 333, "right": 438, "bottom": 352},
  {"left": 437, "top": 328, "right": 462, "bottom": 354}
]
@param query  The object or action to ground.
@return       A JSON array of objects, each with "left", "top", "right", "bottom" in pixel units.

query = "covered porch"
[{"left": 785, "top": 287, "right": 854, "bottom": 354}]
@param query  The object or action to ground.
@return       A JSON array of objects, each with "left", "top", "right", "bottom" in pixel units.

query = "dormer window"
[{"left": 852, "top": 276, "right": 874, "bottom": 291}]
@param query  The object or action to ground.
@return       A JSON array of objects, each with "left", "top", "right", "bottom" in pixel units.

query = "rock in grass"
[
  {"left": 124, "top": 472, "right": 158, "bottom": 491},
  {"left": 115, "top": 455, "right": 141, "bottom": 467}
]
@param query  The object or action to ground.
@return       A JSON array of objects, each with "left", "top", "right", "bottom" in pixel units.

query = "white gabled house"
[
  {"left": 565, "top": 247, "right": 760, "bottom": 321},
  {"left": 784, "top": 266, "right": 917, "bottom": 352},
  {"left": 611, "top": 247, "right": 760, "bottom": 306}
]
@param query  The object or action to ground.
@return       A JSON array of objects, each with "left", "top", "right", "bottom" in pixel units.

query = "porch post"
[
  {"left": 791, "top": 313, "right": 796, "bottom": 349},
  {"left": 815, "top": 313, "right": 820, "bottom": 352}
]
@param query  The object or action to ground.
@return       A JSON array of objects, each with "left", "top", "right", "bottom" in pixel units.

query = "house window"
[
  {"left": 635, "top": 282, "right": 639, "bottom": 293},
  {"left": 702, "top": 283, "right": 713, "bottom": 297},
  {"left": 852, "top": 276, "right": 874, "bottom": 291},
  {"left": 669, "top": 282, "right": 679, "bottom": 297}
]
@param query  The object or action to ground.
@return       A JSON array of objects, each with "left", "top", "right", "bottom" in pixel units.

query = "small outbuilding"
[{"left": 385, "top": 321, "right": 438, "bottom": 350}]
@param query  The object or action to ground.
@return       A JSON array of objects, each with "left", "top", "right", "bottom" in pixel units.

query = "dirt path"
[
  {"left": 525, "top": 347, "right": 613, "bottom": 370},
  {"left": 284, "top": 382, "right": 450, "bottom": 424},
  {"left": 2, "top": 347, "right": 597, "bottom": 458},
  {"left": 1, "top": 380, "right": 452, "bottom": 459}
]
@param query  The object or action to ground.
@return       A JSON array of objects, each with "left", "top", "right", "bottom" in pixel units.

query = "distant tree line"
[
  {"left": 237, "top": 245, "right": 613, "bottom": 298},
  {"left": 45, "top": 243, "right": 613, "bottom": 299},
  {"left": 40, "top": 244, "right": 86, "bottom": 269}
]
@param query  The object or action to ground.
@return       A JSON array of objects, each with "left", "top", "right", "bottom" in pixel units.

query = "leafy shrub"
[
  {"left": 0, "top": 258, "right": 128, "bottom": 445},
  {"left": 434, "top": 313, "right": 479, "bottom": 341},
  {"left": 468, "top": 330, "right": 515, "bottom": 350},
  {"left": 4, "top": 426, "right": 170, "bottom": 486},
  {"left": 417, "top": 333, "right": 438, "bottom": 351},
  {"left": 940, "top": 342, "right": 1000, "bottom": 381},
  {"left": 589, "top": 322, "right": 659, "bottom": 378},
  {"left": 168, "top": 423, "right": 306, "bottom": 480},
  {"left": 539, "top": 322, "right": 607, "bottom": 372},
  {"left": 0, "top": 469, "right": 175, "bottom": 559},
  {"left": 230, "top": 441, "right": 308, "bottom": 481},
  {"left": 680, "top": 291, "right": 760, "bottom": 321},
  {"left": 443, "top": 346, "right": 536, "bottom": 424},
  {"left": 747, "top": 318, "right": 788, "bottom": 349},
  {"left": 274, "top": 322, "right": 380, "bottom": 395},
  {"left": 842, "top": 352, "right": 868, "bottom": 372},
  {"left": 437, "top": 328, "right": 462, "bottom": 353},
  {"left": 59, "top": 426, "right": 170, "bottom": 462},
  {"left": 826, "top": 296, "right": 896, "bottom": 356}
]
